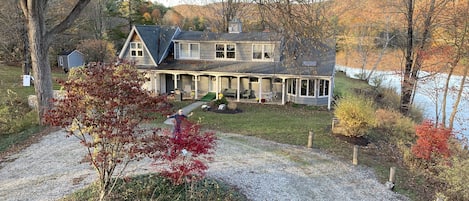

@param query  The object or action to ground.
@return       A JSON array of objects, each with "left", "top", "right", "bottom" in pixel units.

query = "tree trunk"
[
  {"left": 400, "top": 0, "right": 414, "bottom": 114},
  {"left": 441, "top": 65, "right": 454, "bottom": 126},
  {"left": 20, "top": 0, "right": 91, "bottom": 124},
  {"left": 400, "top": 0, "right": 439, "bottom": 115},
  {"left": 448, "top": 65, "right": 468, "bottom": 130},
  {"left": 22, "top": 22, "right": 31, "bottom": 76},
  {"left": 22, "top": 0, "right": 53, "bottom": 125}
]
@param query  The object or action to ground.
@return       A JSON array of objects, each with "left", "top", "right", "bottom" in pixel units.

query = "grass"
[
  {"left": 334, "top": 71, "right": 371, "bottom": 97},
  {"left": 62, "top": 174, "right": 247, "bottom": 201},
  {"left": 192, "top": 103, "right": 334, "bottom": 147},
  {"left": 0, "top": 65, "right": 67, "bottom": 153},
  {"left": 0, "top": 65, "right": 67, "bottom": 102}
]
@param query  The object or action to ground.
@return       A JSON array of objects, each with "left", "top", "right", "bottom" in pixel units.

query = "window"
[
  {"left": 300, "top": 79, "right": 316, "bottom": 97},
  {"left": 59, "top": 57, "right": 63, "bottom": 66},
  {"left": 301, "top": 80, "right": 308, "bottom": 96},
  {"left": 309, "top": 79, "right": 315, "bottom": 97},
  {"left": 319, "top": 79, "right": 330, "bottom": 97},
  {"left": 252, "top": 44, "right": 274, "bottom": 61},
  {"left": 130, "top": 42, "right": 143, "bottom": 57},
  {"left": 249, "top": 77, "right": 259, "bottom": 83},
  {"left": 288, "top": 79, "right": 297, "bottom": 95},
  {"left": 179, "top": 43, "right": 199, "bottom": 59},
  {"left": 215, "top": 43, "right": 236, "bottom": 59}
]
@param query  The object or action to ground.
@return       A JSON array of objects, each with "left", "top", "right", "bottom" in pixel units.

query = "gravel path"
[{"left": 0, "top": 130, "right": 409, "bottom": 201}]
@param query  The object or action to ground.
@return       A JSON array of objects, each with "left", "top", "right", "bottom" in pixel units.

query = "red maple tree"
[
  {"left": 44, "top": 64, "right": 172, "bottom": 200},
  {"left": 411, "top": 120, "right": 452, "bottom": 161},
  {"left": 152, "top": 118, "right": 217, "bottom": 185}
]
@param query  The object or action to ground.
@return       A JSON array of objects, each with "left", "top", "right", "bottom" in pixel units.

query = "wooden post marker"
[
  {"left": 389, "top": 167, "right": 396, "bottom": 183},
  {"left": 385, "top": 167, "right": 396, "bottom": 190},
  {"left": 307, "top": 130, "right": 314, "bottom": 148},
  {"left": 352, "top": 145, "right": 358, "bottom": 165}
]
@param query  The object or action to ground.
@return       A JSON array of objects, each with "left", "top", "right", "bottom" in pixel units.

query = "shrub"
[
  {"left": 439, "top": 157, "right": 469, "bottom": 200},
  {"left": 334, "top": 95, "right": 375, "bottom": 137},
  {"left": 0, "top": 90, "right": 35, "bottom": 135},
  {"left": 227, "top": 102, "right": 237, "bottom": 110},
  {"left": 77, "top": 39, "right": 116, "bottom": 63},
  {"left": 375, "top": 87, "right": 401, "bottom": 110},
  {"left": 213, "top": 96, "right": 228, "bottom": 106},
  {"left": 411, "top": 120, "right": 452, "bottom": 162},
  {"left": 375, "top": 109, "right": 415, "bottom": 143}
]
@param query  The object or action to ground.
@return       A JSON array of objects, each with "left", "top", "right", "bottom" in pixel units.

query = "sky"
[{"left": 155, "top": 0, "right": 215, "bottom": 7}]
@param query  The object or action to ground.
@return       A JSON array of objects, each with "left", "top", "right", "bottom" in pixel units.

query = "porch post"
[
  {"left": 328, "top": 77, "right": 333, "bottom": 110},
  {"left": 194, "top": 75, "right": 198, "bottom": 100},
  {"left": 215, "top": 75, "right": 220, "bottom": 100},
  {"left": 282, "top": 78, "right": 286, "bottom": 105},
  {"left": 258, "top": 77, "right": 262, "bottom": 103},
  {"left": 154, "top": 72, "right": 159, "bottom": 95},
  {"left": 236, "top": 76, "right": 240, "bottom": 102},
  {"left": 173, "top": 74, "right": 178, "bottom": 90}
]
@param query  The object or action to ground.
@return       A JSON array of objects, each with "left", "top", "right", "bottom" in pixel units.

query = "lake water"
[{"left": 336, "top": 65, "right": 469, "bottom": 140}]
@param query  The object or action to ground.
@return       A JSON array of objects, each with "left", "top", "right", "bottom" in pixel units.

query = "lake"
[{"left": 336, "top": 65, "right": 469, "bottom": 141}]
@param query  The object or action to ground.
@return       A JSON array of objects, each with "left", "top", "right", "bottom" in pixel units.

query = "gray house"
[
  {"left": 58, "top": 50, "right": 85, "bottom": 72},
  {"left": 118, "top": 22, "right": 336, "bottom": 109}
]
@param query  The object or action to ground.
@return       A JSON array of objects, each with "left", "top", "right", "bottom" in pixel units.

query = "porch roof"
[{"left": 147, "top": 60, "right": 333, "bottom": 78}]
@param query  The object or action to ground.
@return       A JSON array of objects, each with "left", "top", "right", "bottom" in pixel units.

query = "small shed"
[{"left": 58, "top": 50, "right": 85, "bottom": 72}]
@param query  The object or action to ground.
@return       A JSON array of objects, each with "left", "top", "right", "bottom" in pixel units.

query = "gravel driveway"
[{"left": 0, "top": 130, "right": 409, "bottom": 201}]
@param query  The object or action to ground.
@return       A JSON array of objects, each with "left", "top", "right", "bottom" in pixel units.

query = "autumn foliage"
[
  {"left": 411, "top": 120, "right": 452, "bottom": 161},
  {"left": 44, "top": 64, "right": 172, "bottom": 200},
  {"left": 154, "top": 119, "right": 217, "bottom": 185},
  {"left": 44, "top": 64, "right": 217, "bottom": 199}
]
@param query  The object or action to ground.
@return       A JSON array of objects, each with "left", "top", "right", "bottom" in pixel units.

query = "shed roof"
[{"left": 152, "top": 60, "right": 334, "bottom": 77}]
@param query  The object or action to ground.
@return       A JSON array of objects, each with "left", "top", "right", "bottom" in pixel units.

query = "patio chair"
[{"left": 242, "top": 89, "right": 253, "bottom": 99}]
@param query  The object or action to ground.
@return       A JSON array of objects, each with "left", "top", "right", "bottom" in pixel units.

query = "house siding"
[
  {"left": 122, "top": 43, "right": 154, "bottom": 65},
  {"left": 288, "top": 95, "right": 329, "bottom": 105},
  {"left": 60, "top": 56, "right": 69, "bottom": 69},
  {"left": 68, "top": 51, "right": 84, "bottom": 68},
  {"left": 175, "top": 41, "right": 280, "bottom": 62}
]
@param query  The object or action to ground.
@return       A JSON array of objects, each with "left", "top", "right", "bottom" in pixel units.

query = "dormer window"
[
  {"left": 252, "top": 44, "right": 273, "bottom": 61},
  {"left": 130, "top": 42, "right": 143, "bottom": 57},
  {"left": 179, "top": 43, "right": 200, "bottom": 59},
  {"left": 215, "top": 44, "right": 236, "bottom": 59}
]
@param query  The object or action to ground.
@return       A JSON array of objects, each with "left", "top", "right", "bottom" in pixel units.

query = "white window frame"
[
  {"left": 287, "top": 79, "right": 297, "bottom": 95},
  {"left": 300, "top": 79, "right": 316, "bottom": 97},
  {"left": 59, "top": 57, "right": 64, "bottom": 66},
  {"left": 252, "top": 44, "right": 274, "bottom": 61},
  {"left": 130, "top": 42, "right": 143, "bottom": 57},
  {"left": 319, "top": 79, "right": 330, "bottom": 97},
  {"left": 179, "top": 43, "right": 200, "bottom": 59},
  {"left": 215, "top": 43, "right": 236, "bottom": 60}
]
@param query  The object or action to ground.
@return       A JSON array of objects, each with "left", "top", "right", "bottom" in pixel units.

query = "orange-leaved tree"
[
  {"left": 44, "top": 64, "right": 171, "bottom": 200},
  {"left": 411, "top": 120, "right": 452, "bottom": 162}
]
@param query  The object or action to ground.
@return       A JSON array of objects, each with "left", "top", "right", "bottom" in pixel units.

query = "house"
[
  {"left": 58, "top": 50, "right": 85, "bottom": 72},
  {"left": 118, "top": 21, "right": 336, "bottom": 109}
]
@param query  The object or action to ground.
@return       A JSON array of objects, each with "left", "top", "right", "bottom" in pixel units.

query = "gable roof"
[
  {"left": 173, "top": 31, "right": 282, "bottom": 42},
  {"left": 119, "top": 25, "right": 180, "bottom": 65},
  {"left": 58, "top": 49, "right": 83, "bottom": 56}
]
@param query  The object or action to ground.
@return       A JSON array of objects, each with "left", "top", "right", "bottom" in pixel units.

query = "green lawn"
[
  {"left": 0, "top": 65, "right": 67, "bottom": 101},
  {"left": 192, "top": 103, "right": 335, "bottom": 147},
  {"left": 0, "top": 65, "right": 68, "bottom": 153}
]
